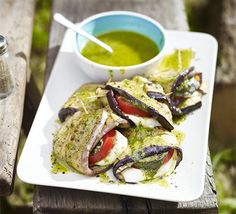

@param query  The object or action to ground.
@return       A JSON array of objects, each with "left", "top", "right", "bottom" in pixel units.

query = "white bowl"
[{"left": 73, "top": 11, "right": 167, "bottom": 82}]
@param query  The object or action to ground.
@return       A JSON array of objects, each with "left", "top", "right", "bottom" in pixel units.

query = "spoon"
[{"left": 53, "top": 13, "right": 113, "bottom": 53}]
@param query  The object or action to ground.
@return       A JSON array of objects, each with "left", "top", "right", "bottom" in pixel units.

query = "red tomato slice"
[
  {"left": 89, "top": 129, "right": 116, "bottom": 165},
  {"left": 162, "top": 150, "right": 174, "bottom": 164},
  {"left": 115, "top": 95, "right": 151, "bottom": 117}
]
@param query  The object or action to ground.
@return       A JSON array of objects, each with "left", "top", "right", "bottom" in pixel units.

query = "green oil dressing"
[
  {"left": 173, "top": 115, "right": 187, "bottom": 125},
  {"left": 81, "top": 31, "right": 159, "bottom": 66},
  {"left": 51, "top": 153, "right": 68, "bottom": 174},
  {"left": 141, "top": 176, "right": 170, "bottom": 188},
  {"left": 172, "top": 129, "right": 186, "bottom": 145},
  {"left": 99, "top": 172, "right": 110, "bottom": 183},
  {"left": 126, "top": 126, "right": 168, "bottom": 153},
  {"left": 55, "top": 118, "right": 62, "bottom": 125},
  {"left": 99, "top": 172, "right": 116, "bottom": 184}
]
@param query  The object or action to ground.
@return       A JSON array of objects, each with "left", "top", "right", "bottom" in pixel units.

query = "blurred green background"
[{"left": 1, "top": 0, "right": 236, "bottom": 213}]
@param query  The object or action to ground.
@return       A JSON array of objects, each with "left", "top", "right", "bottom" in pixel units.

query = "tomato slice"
[
  {"left": 162, "top": 150, "right": 174, "bottom": 164},
  {"left": 89, "top": 129, "right": 116, "bottom": 165},
  {"left": 115, "top": 95, "right": 151, "bottom": 117}
]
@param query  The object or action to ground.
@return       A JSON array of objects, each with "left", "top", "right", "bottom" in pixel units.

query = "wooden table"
[
  {"left": 33, "top": 0, "right": 218, "bottom": 213},
  {"left": 0, "top": 0, "right": 35, "bottom": 196}
]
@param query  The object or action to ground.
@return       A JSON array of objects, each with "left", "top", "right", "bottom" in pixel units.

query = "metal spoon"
[{"left": 54, "top": 13, "right": 113, "bottom": 53}]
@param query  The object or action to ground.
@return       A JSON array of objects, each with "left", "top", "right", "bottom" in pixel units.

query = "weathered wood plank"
[
  {"left": 34, "top": 155, "right": 218, "bottom": 213},
  {"left": 34, "top": 187, "right": 145, "bottom": 214},
  {"left": 34, "top": 0, "right": 217, "bottom": 213},
  {"left": 0, "top": 0, "right": 35, "bottom": 196}
]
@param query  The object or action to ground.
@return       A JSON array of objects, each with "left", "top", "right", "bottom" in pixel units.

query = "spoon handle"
[{"left": 54, "top": 13, "right": 113, "bottom": 53}]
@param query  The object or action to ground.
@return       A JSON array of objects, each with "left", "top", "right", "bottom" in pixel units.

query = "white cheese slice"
[
  {"left": 122, "top": 168, "right": 145, "bottom": 183},
  {"left": 95, "top": 130, "right": 128, "bottom": 166},
  {"left": 121, "top": 150, "right": 178, "bottom": 183},
  {"left": 125, "top": 114, "right": 161, "bottom": 128},
  {"left": 161, "top": 134, "right": 179, "bottom": 146},
  {"left": 183, "top": 91, "right": 202, "bottom": 107}
]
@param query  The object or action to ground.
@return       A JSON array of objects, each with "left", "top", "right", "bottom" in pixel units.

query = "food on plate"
[
  {"left": 58, "top": 83, "right": 104, "bottom": 122},
  {"left": 106, "top": 76, "right": 174, "bottom": 131},
  {"left": 147, "top": 67, "right": 205, "bottom": 116},
  {"left": 81, "top": 31, "right": 159, "bottom": 66},
  {"left": 147, "top": 49, "right": 195, "bottom": 93},
  {"left": 51, "top": 49, "right": 205, "bottom": 184},
  {"left": 53, "top": 109, "right": 128, "bottom": 176},
  {"left": 169, "top": 66, "right": 204, "bottom": 115},
  {"left": 147, "top": 49, "right": 205, "bottom": 116},
  {"left": 113, "top": 127, "right": 183, "bottom": 183}
]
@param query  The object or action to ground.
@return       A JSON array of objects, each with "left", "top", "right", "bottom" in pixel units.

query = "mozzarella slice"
[
  {"left": 122, "top": 168, "right": 145, "bottom": 183},
  {"left": 95, "top": 130, "right": 128, "bottom": 166},
  {"left": 183, "top": 91, "right": 202, "bottom": 107},
  {"left": 125, "top": 114, "right": 161, "bottom": 128},
  {"left": 154, "top": 150, "right": 177, "bottom": 178},
  {"left": 161, "top": 134, "right": 179, "bottom": 146},
  {"left": 121, "top": 150, "right": 178, "bottom": 183}
]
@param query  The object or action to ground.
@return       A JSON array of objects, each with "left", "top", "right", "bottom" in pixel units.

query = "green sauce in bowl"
[{"left": 81, "top": 31, "right": 159, "bottom": 66}]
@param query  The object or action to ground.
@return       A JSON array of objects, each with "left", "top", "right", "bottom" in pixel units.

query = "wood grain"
[
  {"left": 34, "top": 0, "right": 218, "bottom": 213},
  {"left": 0, "top": 0, "right": 35, "bottom": 196}
]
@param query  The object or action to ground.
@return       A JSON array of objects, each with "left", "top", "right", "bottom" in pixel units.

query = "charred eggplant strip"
[
  {"left": 113, "top": 126, "right": 184, "bottom": 183},
  {"left": 180, "top": 101, "right": 202, "bottom": 115},
  {"left": 113, "top": 145, "right": 182, "bottom": 183},
  {"left": 107, "top": 84, "right": 173, "bottom": 131},
  {"left": 112, "top": 156, "right": 135, "bottom": 183},
  {"left": 53, "top": 110, "right": 108, "bottom": 176},
  {"left": 170, "top": 66, "right": 195, "bottom": 101},
  {"left": 147, "top": 91, "right": 202, "bottom": 116},
  {"left": 58, "top": 107, "right": 79, "bottom": 122},
  {"left": 106, "top": 90, "right": 135, "bottom": 126},
  {"left": 156, "top": 66, "right": 204, "bottom": 116},
  {"left": 58, "top": 83, "right": 104, "bottom": 122},
  {"left": 148, "top": 93, "right": 202, "bottom": 116},
  {"left": 171, "top": 68, "right": 203, "bottom": 101},
  {"left": 147, "top": 91, "right": 171, "bottom": 106},
  {"left": 53, "top": 109, "right": 127, "bottom": 176},
  {"left": 147, "top": 91, "right": 182, "bottom": 116},
  {"left": 106, "top": 77, "right": 174, "bottom": 131}
]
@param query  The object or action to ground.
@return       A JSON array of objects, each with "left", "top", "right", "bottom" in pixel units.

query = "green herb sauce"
[
  {"left": 173, "top": 115, "right": 187, "bottom": 125},
  {"left": 51, "top": 153, "right": 68, "bottom": 174},
  {"left": 172, "top": 129, "right": 185, "bottom": 144},
  {"left": 81, "top": 31, "right": 159, "bottom": 66},
  {"left": 141, "top": 177, "right": 170, "bottom": 187},
  {"left": 63, "top": 84, "right": 103, "bottom": 111},
  {"left": 99, "top": 172, "right": 110, "bottom": 183}
]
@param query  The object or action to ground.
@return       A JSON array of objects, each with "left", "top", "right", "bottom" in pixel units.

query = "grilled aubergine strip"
[
  {"left": 58, "top": 83, "right": 104, "bottom": 122},
  {"left": 105, "top": 76, "right": 174, "bottom": 131},
  {"left": 53, "top": 109, "right": 128, "bottom": 176},
  {"left": 170, "top": 67, "right": 204, "bottom": 116},
  {"left": 147, "top": 67, "right": 205, "bottom": 116},
  {"left": 113, "top": 126, "right": 183, "bottom": 183}
]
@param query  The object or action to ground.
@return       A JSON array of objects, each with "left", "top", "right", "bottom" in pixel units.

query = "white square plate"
[{"left": 17, "top": 29, "right": 218, "bottom": 202}]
